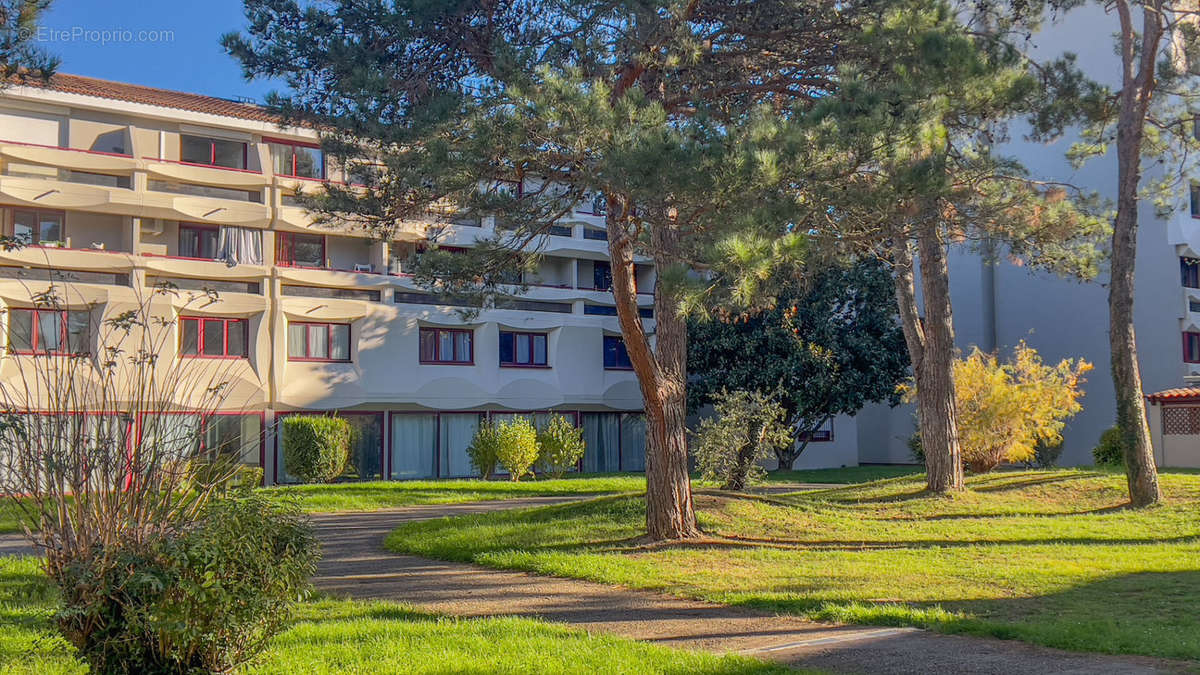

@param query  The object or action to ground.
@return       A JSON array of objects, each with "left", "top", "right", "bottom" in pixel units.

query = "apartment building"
[{"left": 0, "top": 73, "right": 655, "bottom": 484}]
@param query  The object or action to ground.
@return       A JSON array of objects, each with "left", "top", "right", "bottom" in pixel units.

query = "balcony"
[
  {"left": 0, "top": 208, "right": 134, "bottom": 281},
  {"left": 143, "top": 156, "right": 269, "bottom": 190}
]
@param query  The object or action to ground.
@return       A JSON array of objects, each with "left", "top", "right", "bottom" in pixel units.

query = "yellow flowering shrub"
[{"left": 953, "top": 342, "right": 1092, "bottom": 472}]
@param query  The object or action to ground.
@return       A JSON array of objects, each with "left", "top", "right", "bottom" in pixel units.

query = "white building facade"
[{"left": 0, "top": 74, "right": 654, "bottom": 484}]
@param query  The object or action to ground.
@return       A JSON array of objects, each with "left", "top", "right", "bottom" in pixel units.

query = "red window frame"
[
  {"left": 178, "top": 223, "right": 220, "bottom": 260},
  {"left": 798, "top": 419, "right": 834, "bottom": 443},
  {"left": 7, "top": 308, "right": 89, "bottom": 355},
  {"left": 275, "top": 232, "right": 326, "bottom": 268},
  {"left": 179, "top": 316, "right": 248, "bottom": 359},
  {"left": 499, "top": 330, "right": 548, "bottom": 367},
  {"left": 10, "top": 207, "right": 65, "bottom": 245},
  {"left": 419, "top": 327, "right": 473, "bottom": 364},
  {"left": 179, "top": 134, "right": 248, "bottom": 170},
  {"left": 267, "top": 138, "right": 326, "bottom": 180},
  {"left": 1185, "top": 332, "right": 1200, "bottom": 364},
  {"left": 288, "top": 321, "right": 351, "bottom": 362}
]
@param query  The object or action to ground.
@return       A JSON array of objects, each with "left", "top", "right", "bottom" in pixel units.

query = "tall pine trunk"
[
  {"left": 607, "top": 206, "right": 698, "bottom": 540},
  {"left": 1110, "top": 0, "right": 1162, "bottom": 506},
  {"left": 892, "top": 228, "right": 964, "bottom": 494}
]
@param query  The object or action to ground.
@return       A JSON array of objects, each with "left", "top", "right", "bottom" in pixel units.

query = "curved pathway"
[{"left": 312, "top": 496, "right": 1193, "bottom": 675}]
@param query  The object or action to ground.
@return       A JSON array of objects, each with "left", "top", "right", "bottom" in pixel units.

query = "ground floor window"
[
  {"left": 274, "top": 412, "right": 382, "bottom": 483},
  {"left": 581, "top": 412, "right": 645, "bottom": 472},
  {"left": 140, "top": 413, "right": 263, "bottom": 467},
  {"left": 274, "top": 409, "right": 645, "bottom": 482}
]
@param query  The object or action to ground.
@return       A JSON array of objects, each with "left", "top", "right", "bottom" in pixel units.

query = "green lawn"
[
  {"left": 262, "top": 474, "right": 648, "bottom": 514},
  {"left": 0, "top": 556, "right": 790, "bottom": 674},
  {"left": 386, "top": 468, "right": 1200, "bottom": 663},
  {"left": 764, "top": 464, "right": 920, "bottom": 484},
  {"left": 0, "top": 466, "right": 910, "bottom": 533},
  {"left": 258, "top": 466, "right": 904, "bottom": 515}
]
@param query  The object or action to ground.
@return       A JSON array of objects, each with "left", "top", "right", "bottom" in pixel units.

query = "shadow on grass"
[{"left": 730, "top": 570, "right": 1200, "bottom": 663}]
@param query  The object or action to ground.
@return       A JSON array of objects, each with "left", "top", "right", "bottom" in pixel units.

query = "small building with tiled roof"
[{"left": 1146, "top": 388, "right": 1200, "bottom": 468}]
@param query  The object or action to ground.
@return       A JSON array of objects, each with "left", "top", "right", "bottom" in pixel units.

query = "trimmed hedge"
[{"left": 281, "top": 415, "right": 352, "bottom": 483}]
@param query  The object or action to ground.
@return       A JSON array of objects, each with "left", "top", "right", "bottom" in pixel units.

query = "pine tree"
[
  {"left": 224, "top": 0, "right": 861, "bottom": 540},
  {"left": 702, "top": 0, "right": 1107, "bottom": 493}
]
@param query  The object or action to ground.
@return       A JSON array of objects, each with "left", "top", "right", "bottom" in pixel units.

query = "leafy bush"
[
  {"left": 55, "top": 492, "right": 319, "bottom": 674},
  {"left": 1093, "top": 426, "right": 1125, "bottom": 466},
  {"left": 281, "top": 415, "right": 352, "bottom": 483},
  {"left": 495, "top": 418, "right": 540, "bottom": 481},
  {"left": 691, "top": 389, "right": 792, "bottom": 490},
  {"left": 951, "top": 342, "right": 1091, "bottom": 473},
  {"left": 537, "top": 414, "right": 586, "bottom": 478},
  {"left": 467, "top": 421, "right": 502, "bottom": 478},
  {"left": 1030, "top": 441, "right": 1065, "bottom": 469}
]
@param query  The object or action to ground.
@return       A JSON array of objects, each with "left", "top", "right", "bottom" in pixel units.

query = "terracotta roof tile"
[
  {"left": 1146, "top": 387, "right": 1200, "bottom": 403},
  {"left": 14, "top": 72, "right": 282, "bottom": 124}
]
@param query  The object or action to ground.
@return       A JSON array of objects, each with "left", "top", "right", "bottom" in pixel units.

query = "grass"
[
  {"left": 386, "top": 468, "right": 1200, "bottom": 663},
  {"left": 256, "top": 465, "right": 904, "bottom": 515},
  {"left": 0, "top": 556, "right": 793, "bottom": 675},
  {"left": 261, "top": 474, "right": 648, "bottom": 514},
  {"left": 765, "top": 464, "right": 920, "bottom": 484},
  {"left": 0, "top": 467, "right": 905, "bottom": 532}
]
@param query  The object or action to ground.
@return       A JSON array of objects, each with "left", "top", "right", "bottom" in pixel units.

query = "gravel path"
[{"left": 311, "top": 496, "right": 1193, "bottom": 675}]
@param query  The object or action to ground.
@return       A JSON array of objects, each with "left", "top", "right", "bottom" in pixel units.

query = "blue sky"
[{"left": 37, "top": 1, "right": 279, "bottom": 101}]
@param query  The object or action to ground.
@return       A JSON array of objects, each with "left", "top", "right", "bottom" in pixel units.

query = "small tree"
[
  {"left": 280, "top": 416, "right": 352, "bottom": 483},
  {"left": 946, "top": 343, "right": 1091, "bottom": 473},
  {"left": 691, "top": 390, "right": 793, "bottom": 490},
  {"left": 537, "top": 415, "right": 585, "bottom": 479},
  {"left": 0, "top": 277, "right": 302, "bottom": 669},
  {"left": 689, "top": 260, "right": 908, "bottom": 470},
  {"left": 466, "top": 421, "right": 501, "bottom": 479},
  {"left": 495, "top": 418, "right": 540, "bottom": 482}
]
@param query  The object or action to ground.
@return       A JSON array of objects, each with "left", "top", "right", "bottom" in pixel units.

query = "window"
[
  {"left": 276, "top": 232, "right": 325, "bottom": 267},
  {"left": 12, "top": 208, "right": 63, "bottom": 245},
  {"left": 603, "top": 335, "right": 633, "bottom": 369},
  {"left": 419, "top": 327, "right": 473, "bottom": 364},
  {"left": 1183, "top": 258, "right": 1200, "bottom": 289},
  {"left": 1192, "top": 185, "right": 1200, "bottom": 218},
  {"left": 179, "top": 224, "right": 219, "bottom": 260},
  {"left": 269, "top": 140, "right": 324, "bottom": 179},
  {"left": 593, "top": 261, "right": 612, "bottom": 290},
  {"left": 89, "top": 129, "right": 128, "bottom": 155},
  {"left": 8, "top": 308, "right": 89, "bottom": 354},
  {"left": 180, "top": 135, "right": 247, "bottom": 170},
  {"left": 180, "top": 317, "right": 248, "bottom": 358},
  {"left": 1187, "top": 332, "right": 1200, "bottom": 363},
  {"left": 798, "top": 418, "right": 834, "bottom": 442},
  {"left": 500, "top": 331, "right": 548, "bottom": 366},
  {"left": 287, "top": 322, "right": 350, "bottom": 361}
]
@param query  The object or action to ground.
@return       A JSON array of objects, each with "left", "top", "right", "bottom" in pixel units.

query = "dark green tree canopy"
[{"left": 688, "top": 259, "right": 908, "bottom": 469}]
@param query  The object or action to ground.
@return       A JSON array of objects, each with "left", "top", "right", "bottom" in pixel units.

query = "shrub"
[
  {"left": 949, "top": 342, "right": 1091, "bottom": 473},
  {"left": 1030, "top": 441, "right": 1065, "bottom": 469},
  {"left": 1093, "top": 426, "right": 1125, "bottom": 466},
  {"left": 55, "top": 492, "right": 319, "bottom": 673},
  {"left": 495, "top": 418, "right": 540, "bottom": 481},
  {"left": 467, "top": 421, "right": 502, "bottom": 478},
  {"left": 691, "top": 389, "right": 792, "bottom": 490},
  {"left": 537, "top": 415, "right": 586, "bottom": 478},
  {"left": 281, "top": 415, "right": 352, "bottom": 483}
]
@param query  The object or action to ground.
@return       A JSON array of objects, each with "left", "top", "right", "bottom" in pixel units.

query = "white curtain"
[
  {"left": 141, "top": 413, "right": 204, "bottom": 464},
  {"left": 390, "top": 414, "right": 436, "bottom": 479},
  {"left": 217, "top": 226, "right": 263, "bottom": 266},
  {"left": 582, "top": 413, "right": 621, "bottom": 473},
  {"left": 439, "top": 413, "right": 480, "bottom": 477},
  {"left": 620, "top": 414, "right": 647, "bottom": 472}
]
